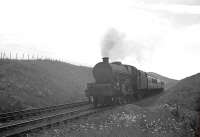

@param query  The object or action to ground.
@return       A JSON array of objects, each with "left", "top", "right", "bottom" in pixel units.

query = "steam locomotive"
[{"left": 85, "top": 57, "right": 164, "bottom": 107}]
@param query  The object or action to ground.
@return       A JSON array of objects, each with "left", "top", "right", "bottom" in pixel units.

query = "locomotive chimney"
[{"left": 102, "top": 57, "right": 109, "bottom": 63}]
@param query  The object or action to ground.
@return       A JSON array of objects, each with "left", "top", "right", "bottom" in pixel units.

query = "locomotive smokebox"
[{"left": 102, "top": 57, "right": 109, "bottom": 63}]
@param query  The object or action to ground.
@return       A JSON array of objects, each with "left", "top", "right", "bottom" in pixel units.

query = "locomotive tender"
[{"left": 85, "top": 57, "right": 164, "bottom": 106}]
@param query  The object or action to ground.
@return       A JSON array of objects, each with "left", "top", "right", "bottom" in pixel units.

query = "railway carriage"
[{"left": 85, "top": 57, "right": 164, "bottom": 107}]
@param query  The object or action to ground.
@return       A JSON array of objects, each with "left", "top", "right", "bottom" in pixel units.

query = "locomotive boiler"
[{"left": 85, "top": 57, "right": 164, "bottom": 107}]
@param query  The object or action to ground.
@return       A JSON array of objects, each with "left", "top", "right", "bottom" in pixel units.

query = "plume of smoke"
[
  {"left": 101, "top": 28, "right": 147, "bottom": 63},
  {"left": 101, "top": 28, "right": 124, "bottom": 58}
]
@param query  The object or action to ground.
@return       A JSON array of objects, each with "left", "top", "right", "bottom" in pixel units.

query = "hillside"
[
  {"left": 156, "top": 73, "right": 200, "bottom": 136},
  {"left": 0, "top": 60, "right": 180, "bottom": 113},
  {"left": 0, "top": 60, "right": 94, "bottom": 113},
  {"left": 158, "top": 73, "right": 200, "bottom": 111},
  {"left": 148, "top": 72, "right": 179, "bottom": 89}
]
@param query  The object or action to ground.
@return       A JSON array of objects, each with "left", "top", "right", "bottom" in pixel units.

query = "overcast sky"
[{"left": 0, "top": 0, "right": 200, "bottom": 80}]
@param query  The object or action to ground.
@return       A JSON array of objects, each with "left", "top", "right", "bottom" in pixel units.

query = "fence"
[{"left": 0, "top": 52, "right": 64, "bottom": 63}]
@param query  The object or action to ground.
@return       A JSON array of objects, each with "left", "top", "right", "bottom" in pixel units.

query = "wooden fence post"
[
  {"left": 10, "top": 52, "right": 11, "bottom": 60},
  {"left": 3, "top": 52, "right": 5, "bottom": 59},
  {"left": 16, "top": 53, "right": 18, "bottom": 60}
]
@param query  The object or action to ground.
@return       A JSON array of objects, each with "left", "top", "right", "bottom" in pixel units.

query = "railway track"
[
  {"left": 0, "top": 100, "right": 112, "bottom": 137},
  {"left": 0, "top": 92, "right": 162, "bottom": 137},
  {"left": 0, "top": 100, "right": 89, "bottom": 123}
]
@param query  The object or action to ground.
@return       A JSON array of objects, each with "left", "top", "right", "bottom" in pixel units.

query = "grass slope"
[
  {"left": 156, "top": 73, "right": 200, "bottom": 136},
  {"left": 0, "top": 60, "right": 94, "bottom": 113},
  {"left": 158, "top": 73, "right": 200, "bottom": 111}
]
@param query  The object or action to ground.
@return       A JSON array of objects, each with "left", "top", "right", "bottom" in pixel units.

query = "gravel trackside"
[{"left": 26, "top": 104, "right": 196, "bottom": 137}]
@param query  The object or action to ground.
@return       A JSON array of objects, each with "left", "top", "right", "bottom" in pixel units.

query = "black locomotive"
[{"left": 85, "top": 57, "right": 164, "bottom": 107}]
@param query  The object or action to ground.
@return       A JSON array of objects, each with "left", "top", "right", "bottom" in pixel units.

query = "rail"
[
  {"left": 0, "top": 100, "right": 89, "bottom": 122},
  {"left": 0, "top": 104, "right": 111, "bottom": 137}
]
